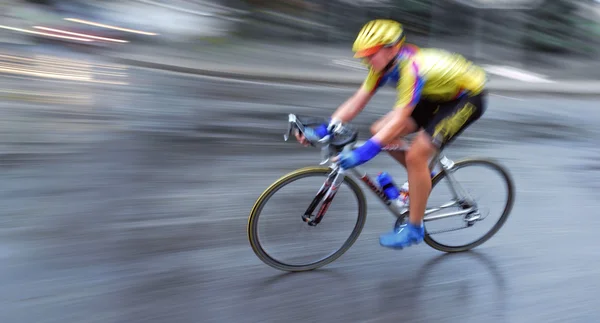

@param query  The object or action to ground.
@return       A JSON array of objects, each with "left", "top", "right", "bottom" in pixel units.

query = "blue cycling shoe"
[{"left": 379, "top": 222, "right": 424, "bottom": 249}]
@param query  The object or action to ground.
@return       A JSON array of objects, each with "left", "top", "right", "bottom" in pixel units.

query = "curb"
[{"left": 110, "top": 56, "right": 600, "bottom": 96}]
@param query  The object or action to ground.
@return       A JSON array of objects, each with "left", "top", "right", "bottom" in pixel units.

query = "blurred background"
[
  {"left": 3, "top": 0, "right": 600, "bottom": 61},
  {"left": 2, "top": 1, "right": 600, "bottom": 322}
]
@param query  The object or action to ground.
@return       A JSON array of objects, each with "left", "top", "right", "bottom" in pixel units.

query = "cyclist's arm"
[
  {"left": 372, "top": 61, "right": 423, "bottom": 145},
  {"left": 296, "top": 82, "right": 373, "bottom": 144},
  {"left": 330, "top": 86, "right": 373, "bottom": 123},
  {"left": 330, "top": 68, "right": 380, "bottom": 123},
  {"left": 332, "top": 63, "right": 421, "bottom": 167}
]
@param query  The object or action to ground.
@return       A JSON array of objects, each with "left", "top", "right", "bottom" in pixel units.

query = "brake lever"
[
  {"left": 283, "top": 114, "right": 336, "bottom": 160},
  {"left": 283, "top": 114, "right": 298, "bottom": 141},
  {"left": 284, "top": 113, "right": 321, "bottom": 148}
]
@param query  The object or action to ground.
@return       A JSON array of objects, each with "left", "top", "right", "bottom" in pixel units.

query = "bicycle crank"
[
  {"left": 464, "top": 207, "right": 490, "bottom": 226},
  {"left": 465, "top": 212, "right": 480, "bottom": 227}
]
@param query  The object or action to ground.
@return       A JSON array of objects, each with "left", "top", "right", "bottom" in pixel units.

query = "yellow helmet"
[{"left": 352, "top": 19, "right": 405, "bottom": 58}]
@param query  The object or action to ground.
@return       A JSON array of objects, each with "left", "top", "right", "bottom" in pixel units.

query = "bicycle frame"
[{"left": 304, "top": 150, "right": 477, "bottom": 226}]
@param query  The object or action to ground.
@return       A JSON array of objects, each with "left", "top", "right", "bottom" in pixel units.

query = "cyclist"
[{"left": 295, "top": 19, "right": 487, "bottom": 249}]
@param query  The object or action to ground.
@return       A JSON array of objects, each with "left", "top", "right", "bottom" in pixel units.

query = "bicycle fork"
[{"left": 302, "top": 167, "right": 345, "bottom": 226}]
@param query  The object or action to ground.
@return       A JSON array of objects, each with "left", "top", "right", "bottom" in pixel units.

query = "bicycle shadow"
[{"left": 377, "top": 250, "right": 507, "bottom": 322}]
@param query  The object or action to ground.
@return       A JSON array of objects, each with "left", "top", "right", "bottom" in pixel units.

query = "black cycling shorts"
[{"left": 410, "top": 91, "right": 487, "bottom": 150}]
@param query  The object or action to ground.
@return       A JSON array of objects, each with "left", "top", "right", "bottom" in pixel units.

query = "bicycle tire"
[
  {"left": 247, "top": 166, "right": 367, "bottom": 272},
  {"left": 424, "top": 158, "right": 515, "bottom": 253}
]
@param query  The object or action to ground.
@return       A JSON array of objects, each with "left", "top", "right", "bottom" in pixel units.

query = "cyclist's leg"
[
  {"left": 370, "top": 100, "right": 433, "bottom": 168},
  {"left": 410, "top": 91, "right": 487, "bottom": 224},
  {"left": 370, "top": 112, "right": 418, "bottom": 168},
  {"left": 405, "top": 131, "right": 438, "bottom": 227},
  {"left": 425, "top": 90, "right": 487, "bottom": 150},
  {"left": 379, "top": 130, "right": 435, "bottom": 249},
  {"left": 379, "top": 91, "right": 487, "bottom": 249}
]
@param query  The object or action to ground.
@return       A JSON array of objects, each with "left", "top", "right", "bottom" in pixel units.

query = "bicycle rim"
[
  {"left": 247, "top": 166, "right": 368, "bottom": 272},
  {"left": 424, "top": 158, "right": 515, "bottom": 253}
]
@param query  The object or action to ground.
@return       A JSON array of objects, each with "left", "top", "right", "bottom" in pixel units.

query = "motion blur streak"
[
  {"left": 0, "top": 66, "right": 91, "bottom": 81},
  {"left": 0, "top": 24, "right": 94, "bottom": 42},
  {"left": 0, "top": 53, "right": 128, "bottom": 85},
  {"left": 0, "top": 90, "right": 92, "bottom": 105},
  {"left": 64, "top": 18, "right": 159, "bottom": 35},
  {"left": 33, "top": 26, "right": 129, "bottom": 43}
]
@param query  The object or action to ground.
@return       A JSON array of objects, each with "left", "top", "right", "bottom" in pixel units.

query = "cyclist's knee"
[
  {"left": 406, "top": 135, "right": 436, "bottom": 167},
  {"left": 371, "top": 118, "right": 388, "bottom": 135},
  {"left": 406, "top": 149, "right": 425, "bottom": 167},
  {"left": 371, "top": 111, "right": 396, "bottom": 135}
]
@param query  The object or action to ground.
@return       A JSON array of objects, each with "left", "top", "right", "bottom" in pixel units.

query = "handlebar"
[{"left": 283, "top": 114, "right": 359, "bottom": 165}]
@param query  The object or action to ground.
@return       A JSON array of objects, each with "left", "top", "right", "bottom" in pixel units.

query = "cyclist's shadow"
[{"left": 379, "top": 250, "right": 507, "bottom": 322}]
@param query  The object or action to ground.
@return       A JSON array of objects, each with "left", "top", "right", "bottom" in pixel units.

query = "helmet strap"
[
  {"left": 382, "top": 41, "right": 402, "bottom": 73},
  {"left": 383, "top": 55, "right": 398, "bottom": 73}
]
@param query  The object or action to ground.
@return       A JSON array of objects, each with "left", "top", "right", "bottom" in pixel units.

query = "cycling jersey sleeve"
[
  {"left": 395, "top": 60, "right": 424, "bottom": 109},
  {"left": 361, "top": 68, "right": 384, "bottom": 95}
]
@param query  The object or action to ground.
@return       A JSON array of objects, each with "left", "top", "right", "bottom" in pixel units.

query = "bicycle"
[{"left": 247, "top": 114, "right": 515, "bottom": 272}]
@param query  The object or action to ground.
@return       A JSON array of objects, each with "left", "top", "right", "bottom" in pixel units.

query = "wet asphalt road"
[{"left": 1, "top": 58, "right": 600, "bottom": 323}]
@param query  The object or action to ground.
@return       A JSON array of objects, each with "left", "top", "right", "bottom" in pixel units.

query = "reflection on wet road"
[{"left": 1, "top": 53, "right": 600, "bottom": 322}]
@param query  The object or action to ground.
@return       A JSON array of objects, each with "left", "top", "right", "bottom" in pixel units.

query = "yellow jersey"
[{"left": 361, "top": 44, "right": 487, "bottom": 108}]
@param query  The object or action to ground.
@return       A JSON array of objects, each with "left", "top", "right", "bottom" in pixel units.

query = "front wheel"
[{"left": 248, "top": 166, "right": 367, "bottom": 272}]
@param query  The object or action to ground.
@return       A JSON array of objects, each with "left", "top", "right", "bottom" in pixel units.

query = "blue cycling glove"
[
  {"left": 303, "top": 123, "right": 329, "bottom": 142},
  {"left": 339, "top": 138, "right": 383, "bottom": 169},
  {"left": 303, "top": 118, "right": 342, "bottom": 142}
]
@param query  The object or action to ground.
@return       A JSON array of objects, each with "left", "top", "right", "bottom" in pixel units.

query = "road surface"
[{"left": 1, "top": 55, "right": 600, "bottom": 323}]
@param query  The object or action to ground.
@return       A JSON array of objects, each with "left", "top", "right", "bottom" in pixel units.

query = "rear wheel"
[
  {"left": 396, "top": 158, "right": 515, "bottom": 253},
  {"left": 248, "top": 166, "right": 368, "bottom": 272}
]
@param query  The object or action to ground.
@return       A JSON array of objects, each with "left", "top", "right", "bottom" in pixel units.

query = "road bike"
[{"left": 247, "top": 114, "right": 515, "bottom": 272}]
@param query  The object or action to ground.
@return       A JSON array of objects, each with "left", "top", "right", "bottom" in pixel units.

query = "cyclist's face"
[{"left": 363, "top": 47, "right": 397, "bottom": 72}]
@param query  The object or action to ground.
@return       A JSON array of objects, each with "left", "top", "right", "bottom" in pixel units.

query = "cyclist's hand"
[
  {"left": 294, "top": 123, "right": 328, "bottom": 146},
  {"left": 327, "top": 118, "right": 343, "bottom": 134},
  {"left": 294, "top": 129, "right": 311, "bottom": 147},
  {"left": 332, "top": 138, "right": 383, "bottom": 169},
  {"left": 335, "top": 150, "right": 361, "bottom": 169}
]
